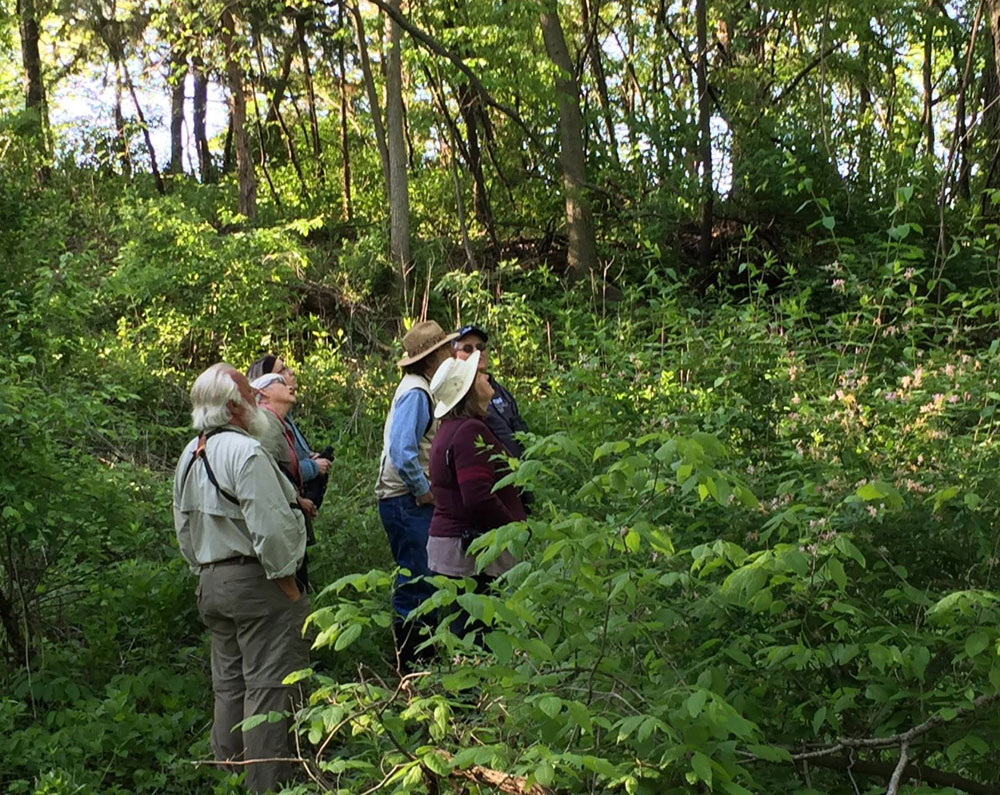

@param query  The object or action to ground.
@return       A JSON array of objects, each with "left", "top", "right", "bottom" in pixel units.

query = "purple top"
[{"left": 428, "top": 417, "right": 526, "bottom": 539}]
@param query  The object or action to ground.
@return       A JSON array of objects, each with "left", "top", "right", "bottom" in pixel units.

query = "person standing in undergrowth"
[
  {"left": 247, "top": 355, "right": 332, "bottom": 509},
  {"left": 247, "top": 354, "right": 331, "bottom": 590},
  {"left": 375, "top": 320, "right": 458, "bottom": 669},
  {"left": 250, "top": 371, "right": 317, "bottom": 591},
  {"left": 173, "top": 363, "right": 308, "bottom": 794},
  {"left": 451, "top": 324, "right": 530, "bottom": 458},
  {"left": 427, "top": 351, "right": 524, "bottom": 640}
]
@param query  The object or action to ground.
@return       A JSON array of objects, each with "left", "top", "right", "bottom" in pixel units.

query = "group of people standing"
[
  {"left": 171, "top": 323, "right": 529, "bottom": 792},
  {"left": 374, "top": 321, "right": 530, "bottom": 668}
]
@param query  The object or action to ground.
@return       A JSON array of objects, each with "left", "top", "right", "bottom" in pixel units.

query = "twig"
[{"left": 886, "top": 742, "right": 909, "bottom": 795}]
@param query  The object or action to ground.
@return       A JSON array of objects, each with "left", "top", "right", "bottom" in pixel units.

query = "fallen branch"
[{"left": 437, "top": 750, "right": 555, "bottom": 795}]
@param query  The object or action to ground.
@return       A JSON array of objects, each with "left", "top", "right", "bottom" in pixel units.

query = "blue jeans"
[{"left": 378, "top": 495, "right": 435, "bottom": 620}]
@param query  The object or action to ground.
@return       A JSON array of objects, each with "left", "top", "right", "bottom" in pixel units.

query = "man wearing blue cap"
[{"left": 452, "top": 325, "right": 530, "bottom": 458}]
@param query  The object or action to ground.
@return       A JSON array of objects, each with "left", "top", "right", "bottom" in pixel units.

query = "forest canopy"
[{"left": 2, "top": 0, "right": 1000, "bottom": 792}]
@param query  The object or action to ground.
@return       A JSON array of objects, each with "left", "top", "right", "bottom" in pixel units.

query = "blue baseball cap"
[{"left": 454, "top": 324, "right": 489, "bottom": 342}]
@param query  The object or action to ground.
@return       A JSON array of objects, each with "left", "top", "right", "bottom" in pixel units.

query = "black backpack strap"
[{"left": 178, "top": 429, "right": 241, "bottom": 506}]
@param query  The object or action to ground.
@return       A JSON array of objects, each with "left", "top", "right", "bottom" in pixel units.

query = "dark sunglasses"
[{"left": 455, "top": 342, "right": 487, "bottom": 354}]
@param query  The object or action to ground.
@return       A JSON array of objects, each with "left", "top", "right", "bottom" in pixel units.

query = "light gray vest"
[{"left": 375, "top": 374, "right": 437, "bottom": 500}]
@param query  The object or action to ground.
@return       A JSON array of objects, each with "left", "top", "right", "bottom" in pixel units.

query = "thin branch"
[{"left": 885, "top": 742, "right": 909, "bottom": 795}]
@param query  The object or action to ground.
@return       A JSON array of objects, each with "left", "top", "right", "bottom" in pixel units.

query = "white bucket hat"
[{"left": 430, "top": 350, "right": 481, "bottom": 418}]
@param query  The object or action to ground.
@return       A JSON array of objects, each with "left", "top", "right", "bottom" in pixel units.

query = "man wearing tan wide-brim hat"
[{"left": 375, "top": 320, "right": 458, "bottom": 669}]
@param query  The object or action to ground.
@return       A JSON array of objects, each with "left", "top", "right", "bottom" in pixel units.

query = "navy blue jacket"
[{"left": 484, "top": 375, "right": 529, "bottom": 458}]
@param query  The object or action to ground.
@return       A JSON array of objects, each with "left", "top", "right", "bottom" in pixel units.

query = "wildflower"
[
  {"left": 903, "top": 267, "right": 916, "bottom": 280},
  {"left": 832, "top": 278, "right": 846, "bottom": 293},
  {"left": 791, "top": 395, "right": 801, "bottom": 405},
  {"left": 944, "top": 363, "right": 955, "bottom": 378},
  {"left": 884, "top": 391, "right": 898, "bottom": 402},
  {"left": 947, "top": 394, "right": 959, "bottom": 404},
  {"left": 866, "top": 505, "right": 878, "bottom": 518}
]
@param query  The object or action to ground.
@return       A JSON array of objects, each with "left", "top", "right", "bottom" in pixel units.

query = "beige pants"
[{"left": 197, "top": 561, "right": 310, "bottom": 793}]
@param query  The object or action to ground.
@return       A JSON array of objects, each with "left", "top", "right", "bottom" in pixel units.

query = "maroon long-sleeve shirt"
[{"left": 428, "top": 417, "right": 526, "bottom": 540}]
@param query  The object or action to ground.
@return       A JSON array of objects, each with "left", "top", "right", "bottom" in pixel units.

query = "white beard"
[{"left": 244, "top": 401, "right": 271, "bottom": 439}]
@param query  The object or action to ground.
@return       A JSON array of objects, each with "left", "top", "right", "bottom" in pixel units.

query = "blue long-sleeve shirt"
[
  {"left": 388, "top": 389, "right": 432, "bottom": 497},
  {"left": 284, "top": 416, "right": 319, "bottom": 482}
]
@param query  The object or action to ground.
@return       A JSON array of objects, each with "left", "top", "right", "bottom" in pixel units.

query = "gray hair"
[{"left": 190, "top": 363, "right": 241, "bottom": 431}]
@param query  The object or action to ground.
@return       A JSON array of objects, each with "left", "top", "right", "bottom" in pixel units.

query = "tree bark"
[
  {"left": 220, "top": 9, "right": 257, "bottom": 219},
  {"left": 696, "top": 0, "right": 713, "bottom": 270},
  {"left": 16, "top": 0, "right": 45, "bottom": 126},
  {"left": 114, "top": 62, "right": 131, "bottom": 176},
  {"left": 385, "top": 0, "right": 411, "bottom": 288},
  {"left": 985, "top": 0, "right": 1000, "bottom": 202},
  {"left": 168, "top": 52, "right": 186, "bottom": 175},
  {"left": 192, "top": 58, "right": 214, "bottom": 183},
  {"left": 922, "top": 16, "right": 935, "bottom": 157},
  {"left": 338, "top": 36, "right": 352, "bottom": 221},
  {"left": 540, "top": 0, "right": 599, "bottom": 275}
]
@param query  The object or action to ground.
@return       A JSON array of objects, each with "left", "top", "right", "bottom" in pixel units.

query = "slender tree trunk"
[
  {"left": 192, "top": 58, "right": 214, "bottom": 183},
  {"left": 858, "top": 40, "right": 872, "bottom": 193},
  {"left": 222, "top": 111, "right": 234, "bottom": 176},
  {"left": 922, "top": 18, "right": 934, "bottom": 157},
  {"left": 985, "top": 0, "right": 1000, "bottom": 201},
  {"left": 114, "top": 62, "right": 131, "bottom": 176},
  {"left": 696, "top": 0, "right": 713, "bottom": 270},
  {"left": 583, "top": 0, "right": 619, "bottom": 165},
  {"left": 338, "top": 37, "right": 352, "bottom": 221},
  {"left": 385, "top": 0, "right": 410, "bottom": 287},
  {"left": 954, "top": 41, "right": 970, "bottom": 200},
  {"left": 17, "top": 0, "right": 45, "bottom": 129},
  {"left": 540, "top": 0, "right": 599, "bottom": 275},
  {"left": 122, "top": 62, "right": 166, "bottom": 194},
  {"left": 262, "top": 33, "right": 299, "bottom": 156},
  {"left": 220, "top": 9, "right": 257, "bottom": 219},
  {"left": 352, "top": 1, "right": 391, "bottom": 199},
  {"left": 168, "top": 52, "right": 187, "bottom": 175},
  {"left": 295, "top": 14, "right": 324, "bottom": 185}
]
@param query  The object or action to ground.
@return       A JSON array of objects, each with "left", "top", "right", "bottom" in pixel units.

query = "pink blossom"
[{"left": 832, "top": 279, "right": 846, "bottom": 293}]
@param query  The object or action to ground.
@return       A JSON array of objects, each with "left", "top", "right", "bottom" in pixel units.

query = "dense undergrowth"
[{"left": 2, "top": 165, "right": 1000, "bottom": 794}]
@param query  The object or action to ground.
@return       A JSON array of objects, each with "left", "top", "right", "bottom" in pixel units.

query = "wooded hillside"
[{"left": 3, "top": 0, "right": 1000, "bottom": 792}]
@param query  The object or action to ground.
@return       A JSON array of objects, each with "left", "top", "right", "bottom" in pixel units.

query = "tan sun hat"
[
  {"left": 430, "top": 350, "right": 481, "bottom": 418},
  {"left": 397, "top": 320, "right": 460, "bottom": 367}
]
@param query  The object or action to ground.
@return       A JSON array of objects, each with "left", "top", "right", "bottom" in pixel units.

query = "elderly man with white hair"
[{"left": 173, "top": 363, "right": 309, "bottom": 793}]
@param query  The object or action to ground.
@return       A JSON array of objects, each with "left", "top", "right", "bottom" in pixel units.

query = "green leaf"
[
  {"left": 825, "top": 558, "right": 847, "bottom": 590},
  {"left": 691, "top": 752, "right": 713, "bottom": 786},
  {"left": 686, "top": 689, "right": 707, "bottom": 718},
  {"left": 965, "top": 632, "right": 990, "bottom": 658},
  {"left": 538, "top": 695, "right": 562, "bottom": 718},
  {"left": 821, "top": 216, "right": 836, "bottom": 231},
  {"left": 812, "top": 706, "right": 826, "bottom": 735},
  {"left": 334, "top": 623, "right": 362, "bottom": 651}
]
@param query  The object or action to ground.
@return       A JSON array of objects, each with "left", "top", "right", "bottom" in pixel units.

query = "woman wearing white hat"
[{"left": 427, "top": 350, "right": 523, "bottom": 621}]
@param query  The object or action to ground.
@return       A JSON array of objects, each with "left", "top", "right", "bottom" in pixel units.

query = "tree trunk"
[
  {"left": 352, "top": 1, "right": 391, "bottom": 200},
  {"left": 16, "top": 0, "right": 45, "bottom": 127},
  {"left": 385, "top": 0, "right": 411, "bottom": 288},
  {"left": 338, "top": 37, "right": 352, "bottom": 222},
  {"left": 539, "top": 0, "right": 599, "bottom": 276},
  {"left": 295, "top": 14, "right": 324, "bottom": 185},
  {"left": 922, "top": 17, "right": 934, "bottom": 157},
  {"left": 582, "top": 0, "right": 619, "bottom": 165},
  {"left": 168, "top": 52, "right": 186, "bottom": 175},
  {"left": 985, "top": 0, "right": 1000, "bottom": 201},
  {"left": 262, "top": 33, "right": 298, "bottom": 157},
  {"left": 192, "top": 58, "right": 214, "bottom": 183},
  {"left": 122, "top": 61, "right": 166, "bottom": 194},
  {"left": 696, "top": 0, "right": 713, "bottom": 271},
  {"left": 114, "top": 62, "right": 131, "bottom": 176},
  {"left": 220, "top": 9, "right": 257, "bottom": 219}
]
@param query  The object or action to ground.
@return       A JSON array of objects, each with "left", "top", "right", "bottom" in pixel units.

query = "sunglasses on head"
[{"left": 455, "top": 342, "right": 487, "bottom": 354}]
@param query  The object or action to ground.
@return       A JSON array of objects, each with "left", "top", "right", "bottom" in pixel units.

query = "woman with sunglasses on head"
[{"left": 427, "top": 351, "right": 524, "bottom": 639}]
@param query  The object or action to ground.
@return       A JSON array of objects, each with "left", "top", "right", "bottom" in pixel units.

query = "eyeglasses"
[{"left": 455, "top": 342, "right": 487, "bottom": 354}]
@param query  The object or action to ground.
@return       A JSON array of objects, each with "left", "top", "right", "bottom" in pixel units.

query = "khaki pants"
[{"left": 197, "top": 561, "right": 310, "bottom": 793}]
